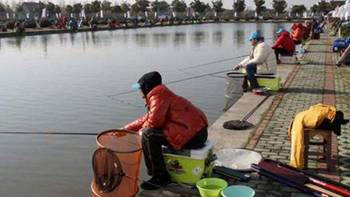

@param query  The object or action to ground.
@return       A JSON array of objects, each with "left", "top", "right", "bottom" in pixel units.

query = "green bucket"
[{"left": 196, "top": 178, "right": 228, "bottom": 197}]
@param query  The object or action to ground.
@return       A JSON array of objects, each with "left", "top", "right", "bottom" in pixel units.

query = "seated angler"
[
  {"left": 272, "top": 28, "right": 296, "bottom": 64},
  {"left": 234, "top": 31, "right": 276, "bottom": 93},
  {"left": 124, "top": 71, "right": 208, "bottom": 190}
]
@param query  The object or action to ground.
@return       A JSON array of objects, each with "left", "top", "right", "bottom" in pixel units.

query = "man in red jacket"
[
  {"left": 272, "top": 28, "right": 295, "bottom": 64},
  {"left": 124, "top": 71, "right": 208, "bottom": 190}
]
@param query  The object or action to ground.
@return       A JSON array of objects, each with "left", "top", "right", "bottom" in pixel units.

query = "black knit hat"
[{"left": 137, "top": 71, "right": 162, "bottom": 96}]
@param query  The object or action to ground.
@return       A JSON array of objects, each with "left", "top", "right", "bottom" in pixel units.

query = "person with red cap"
[
  {"left": 124, "top": 71, "right": 208, "bottom": 190},
  {"left": 272, "top": 28, "right": 296, "bottom": 64}
]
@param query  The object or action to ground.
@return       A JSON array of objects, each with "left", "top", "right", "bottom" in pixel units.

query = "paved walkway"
[{"left": 139, "top": 35, "right": 350, "bottom": 196}]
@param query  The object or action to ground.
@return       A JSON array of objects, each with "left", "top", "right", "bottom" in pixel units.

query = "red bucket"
[{"left": 91, "top": 129, "right": 142, "bottom": 197}]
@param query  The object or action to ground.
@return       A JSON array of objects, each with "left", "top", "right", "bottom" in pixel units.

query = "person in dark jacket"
[
  {"left": 272, "top": 28, "right": 296, "bottom": 64},
  {"left": 124, "top": 71, "right": 208, "bottom": 190}
]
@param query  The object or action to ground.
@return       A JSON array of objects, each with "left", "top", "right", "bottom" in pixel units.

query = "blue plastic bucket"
[{"left": 221, "top": 185, "right": 255, "bottom": 197}]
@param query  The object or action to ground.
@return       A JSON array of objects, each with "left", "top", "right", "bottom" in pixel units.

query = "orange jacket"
[
  {"left": 125, "top": 84, "right": 208, "bottom": 150},
  {"left": 291, "top": 23, "right": 304, "bottom": 42}
]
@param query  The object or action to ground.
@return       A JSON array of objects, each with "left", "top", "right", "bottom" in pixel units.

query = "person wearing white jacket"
[{"left": 234, "top": 31, "right": 277, "bottom": 92}]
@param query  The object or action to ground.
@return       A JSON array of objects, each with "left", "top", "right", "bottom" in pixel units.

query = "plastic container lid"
[{"left": 190, "top": 140, "right": 214, "bottom": 160}]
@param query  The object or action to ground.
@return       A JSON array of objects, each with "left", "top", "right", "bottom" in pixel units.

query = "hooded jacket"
[
  {"left": 125, "top": 72, "right": 208, "bottom": 150},
  {"left": 291, "top": 23, "right": 304, "bottom": 42},
  {"left": 239, "top": 42, "right": 277, "bottom": 74},
  {"left": 288, "top": 104, "right": 336, "bottom": 169},
  {"left": 272, "top": 31, "right": 295, "bottom": 52}
]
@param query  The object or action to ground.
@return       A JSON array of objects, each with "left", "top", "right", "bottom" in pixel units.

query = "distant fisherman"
[
  {"left": 272, "top": 28, "right": 295, "bottom": 64},
  {"left": 233, "top": 31, "right": 276, "bottom": 93}
]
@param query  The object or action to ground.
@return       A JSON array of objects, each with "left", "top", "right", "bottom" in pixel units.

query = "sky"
[{"left": 8, "top": 0, "right": 324, "bottom": 9}]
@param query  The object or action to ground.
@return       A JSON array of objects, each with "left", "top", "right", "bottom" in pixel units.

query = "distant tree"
[
  {"left": 46, "top": 2, "right": 56, "bottom": 18},
  {"left": 120, "top": 2, "right": 131, "bottom": 18},
  {"left": 84, "top": 3, "right": 93, "bottom": 16},
  {"left": 310, "top": 4, "right": 319, "bottom": 16},
  {"left": 291, "top": 5, "right": 306, "bottom": 18},
  {"left": 233, "top": 0, "right": 245, "bottom": 17},
  {"left": 101, "top": 0, "right": 112, "bottom": 12},
  {"left": 55, "top": 5, "right": 61, "bottom": 17},
  {"left": 254, "top": 0, "right": 265, "bottom": 17},
  {"left": 39, "top": 1, "right": 46, "bottom": 18},
  {"left": 212, "top": 0, "right": 224, "bottom": 18},
  {"left": 15, "top": 3, "right": 23, "bottom": 13},
  {"left": 131, "top": 0, "right": 150, "bottom": 15},
  {"left": 0, "top": 2, "right": 6, "bottom": 12},
  {"left": 91, "top": 0, "right": 101, "bottom": 16},
  {"left": 272, "top": 0, "right": 287, "bottom": 17},
  {"left": 72, "top": 3, "right": 83, "bottom": 17},
  {"left": 151, "top": 0, "right": 170, "bottom": 13},
  {"left": 190, "top": 0, "right": 207, "bottom": 16},
  {"left": 65, "top": 5, "right": 73, "bottom": 16},
  {"left": 111, "top": 5, "right": 122, "bottom": 15},
  {"left": 171, "top": 0, "right": 187, "bottom": 14},
  {"left": 318, "top": 0, "right": 332, "bottom": 15}
]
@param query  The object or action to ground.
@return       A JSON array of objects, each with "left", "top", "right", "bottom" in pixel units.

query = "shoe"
[
  {"left": 140, "top": 174, "right": 171, "bottom": 190},
  {"left": 252, "top": 88, "right": 264, "bottom": 95},
  {"left": 277, "top": 60, "right": 282, "bottom": 64}
]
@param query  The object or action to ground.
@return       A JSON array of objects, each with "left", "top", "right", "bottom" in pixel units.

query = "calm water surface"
[{"left": 0, "top": 23, "right": 289, "bottom": 196}]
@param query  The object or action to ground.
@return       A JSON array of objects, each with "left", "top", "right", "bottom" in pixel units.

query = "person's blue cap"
[
  {"left": 131, "top": 83, "right": 141, "bottom": 90},
  {"left": 248, "top": 31, "right": 261, "bottom": 41},
  {"left": 276, "top": 27, "right": 285, "bottom": 34}
]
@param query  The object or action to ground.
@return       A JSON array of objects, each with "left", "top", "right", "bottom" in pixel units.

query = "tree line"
[{"left": 0, "top": 0, "right": 344, "bottom": 20}]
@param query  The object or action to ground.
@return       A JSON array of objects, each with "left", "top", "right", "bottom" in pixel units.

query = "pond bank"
[{"left": 0, "top": 19, "right": 306, "bottom": 38}]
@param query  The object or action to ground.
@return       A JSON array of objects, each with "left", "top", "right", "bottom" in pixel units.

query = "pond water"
[{"left": 0, "top": 22, "right": 289, "bottom": 196}]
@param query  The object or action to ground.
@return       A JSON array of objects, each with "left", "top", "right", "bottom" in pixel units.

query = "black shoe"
[{"left": 140, "top": 174, "right": 171, "bottom": 190}]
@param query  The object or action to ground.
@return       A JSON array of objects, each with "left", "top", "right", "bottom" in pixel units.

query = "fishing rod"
[
  {"left": 0, "top": 131, "right": 98, "bottom": 136},
  {"left": 107, "top": 68, "right": 232, "bottom": 97},
  {"left": 178, "top": 55, "right": 247, "bottom": 71}
]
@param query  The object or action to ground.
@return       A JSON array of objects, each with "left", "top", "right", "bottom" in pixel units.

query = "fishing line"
[{"left": 178, "top": 55, "right": 247, "bottom": 71}]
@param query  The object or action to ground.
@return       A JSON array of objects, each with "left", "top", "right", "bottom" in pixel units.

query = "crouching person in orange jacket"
[{"left": 124, "top": 71, "right": 208, "bottom": 190}]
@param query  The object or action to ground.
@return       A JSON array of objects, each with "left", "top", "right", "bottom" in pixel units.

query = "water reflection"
[
  {"left": 173, "top": 32, "right": 186, "bottom": 46},
  {"left": 256, "top": 23, "right": 264, "bottom": 35},
  {"left": 192, "top": 31, "right": 207, "bottom": 46},
  {"left": 234, "top": 28, "right": 245, "bottom": 46},
  {"left": 40, "top": 35, "right": 49, "bottom": 57},
  {"left": 6, "top": 37, "right": 24, "bottom": 50},
  {"left": 0, "top": 23, "right": 290, "bottom": 56},
  {"left": 212, "top": 31, "right": 223, "bottom": 46},
  {"left": 153, "top": 33, "right": 170, "bottom": 47},
  {"left": 133, "top": 33, "right": 148, "bottom": 47}
]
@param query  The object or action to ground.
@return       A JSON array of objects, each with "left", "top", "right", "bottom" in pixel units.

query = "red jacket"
[
  {"left": 291, "top": 23, "right": 304, "bottom": 42},
  {"left": 272, "top": 32, "right": 295, "bottom": 52},
  {"left": 124, "top": 84, "right": 208, "bottom": 150}
]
